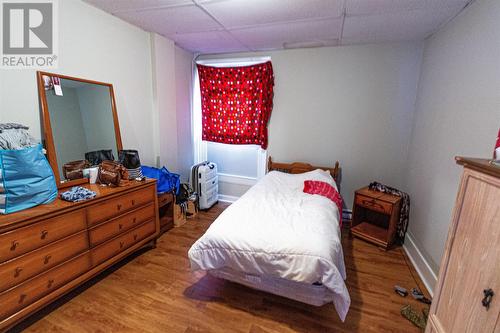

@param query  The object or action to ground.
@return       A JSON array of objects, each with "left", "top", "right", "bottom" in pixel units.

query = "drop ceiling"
[{"left": 84, "top": 0, "right": 473, "bottom": 54}]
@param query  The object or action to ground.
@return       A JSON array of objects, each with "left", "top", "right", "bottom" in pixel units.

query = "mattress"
[{"left": 188, "top": 169, "right": 350, "bottom": 321}]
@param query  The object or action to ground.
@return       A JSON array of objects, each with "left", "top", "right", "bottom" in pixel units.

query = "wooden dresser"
[
  {"left": 426, "top": 158, "right": 500, "bottom": 333},
  {"left": 0, "top": 179, "right": 159, "bottom": 331}
]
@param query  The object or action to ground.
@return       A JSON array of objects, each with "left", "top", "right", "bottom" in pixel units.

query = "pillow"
[
  {"left": 303, "top": 180, "right": 343, "bottom": 226},
  {"left": 285, "top": 168, "right": 337, "bottom": 189}
]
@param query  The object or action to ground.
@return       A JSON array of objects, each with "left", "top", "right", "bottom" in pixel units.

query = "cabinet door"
[{"left": 430, "top": 170, "right": 500, "bottom": 333}]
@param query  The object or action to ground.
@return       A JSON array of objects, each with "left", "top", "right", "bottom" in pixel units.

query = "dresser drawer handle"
[
  {"left": 14, "top": 267, "right": 23, "bottom": 278},
  {"left": 41, "top": 230, "right": 49, "bottom": 240},
  {"left": 133, "top": 234, "right": 138, "bottom": 241},
  {"left": 132, "top": 217, "right": 137, "bottom": 224},
  {"left": 47, "top": 279, "right": 55, "bottom": 289},
  {"left": 482, "top": 288, "right": 494, "bottom": 310},
  {"left": 18, "top": 294, "right": 27, "bottom": 304},
  {"left": 119, "top": 224, "right": 123, "bottom": 230},
  {"left": 131, "top": 199, "right": 136, "bottom": 206},
  {"left": 10, "top": 240, "right": 19, "bottom": 251},
  {"left": 44, "top": 255, "right": 52, "bottom": 265},
  {"left": 117, "top": 204, "right": 122, "bottom": 211},
  {"left": 119, "top": 241, "right": 124, "bottom": 249}
]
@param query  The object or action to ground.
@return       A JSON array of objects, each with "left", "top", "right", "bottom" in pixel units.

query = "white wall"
[
  {"left": 175, "top": 46, "right": 194, "bottom": 181},
  {"left": 151, "top": 34, "right": 194, "bottom": 180},
  {"left": 200, "top": 42, "right": 423, "bottom": 207},
  {"left": 151, "top": 34, "right": 178, "bottom": 171},
  {"left": 1, "top": 0, "right": 155, "bottom": 164},
  {"left": 404, "top": 0, "right": 500, "bottom": 288}
]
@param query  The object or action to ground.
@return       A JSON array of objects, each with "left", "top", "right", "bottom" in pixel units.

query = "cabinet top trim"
[{"left": 456, "top": 157, "right": 500, "bottom": 179}]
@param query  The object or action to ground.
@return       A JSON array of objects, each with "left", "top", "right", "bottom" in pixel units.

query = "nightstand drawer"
[{"left": 355, "top": 194, "right": 392, "bottom": 214}]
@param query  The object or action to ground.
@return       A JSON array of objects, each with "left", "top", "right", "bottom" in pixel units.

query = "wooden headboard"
[{"left": 267, "top": 156, "right": 341, "bottom": 185}]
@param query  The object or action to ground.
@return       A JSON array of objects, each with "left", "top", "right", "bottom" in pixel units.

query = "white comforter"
[{"left": 188, "top": 169, "right": 350, "bottom": 321}]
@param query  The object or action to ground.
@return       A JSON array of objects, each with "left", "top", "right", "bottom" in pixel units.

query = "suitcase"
[{"left": 190, "top": 161, "right": 218, "bottom": 210}]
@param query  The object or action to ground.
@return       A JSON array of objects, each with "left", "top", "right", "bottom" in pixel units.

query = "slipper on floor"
[{"left": 401, "top": 304, "right": 427, "bottom": 329}]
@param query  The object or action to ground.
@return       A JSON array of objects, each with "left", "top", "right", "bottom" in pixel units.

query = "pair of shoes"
[
  {"left": 394, "top": 285, "right": 408, "bottom": 297},
  {"left": 412, "top": 288, "right": 432, "bottom": 304}
]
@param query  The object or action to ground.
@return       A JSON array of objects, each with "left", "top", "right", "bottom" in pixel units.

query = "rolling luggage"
[{"left": 190, "top": 161, "right": 218, "bottom": 210}]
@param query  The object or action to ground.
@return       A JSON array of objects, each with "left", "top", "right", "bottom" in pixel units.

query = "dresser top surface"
[
  {"left": 456, "top": 157, "right": 500, "bottom": 178},
  {"left": 0, "top": 179, "right": 156, "bottom": 229}
]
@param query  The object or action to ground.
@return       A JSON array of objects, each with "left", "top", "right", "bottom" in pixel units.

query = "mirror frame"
[{"left": 36, "top": 71, "right": 123, "bottom": 189}]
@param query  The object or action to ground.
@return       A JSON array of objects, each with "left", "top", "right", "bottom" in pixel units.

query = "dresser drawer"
[
  {"left": 87, "top": 187, "right": 155, "bottom": 226},
  {"left": 0, "top": 252, "right": 91, "bottom": 320},
  {"left": 89, "top": 204, "right": 155, "bottom": 246},
  {"left": 0, "top": 210, "right": 86, "bottom": 263},
  {"left": 0, "top": 232, "right": 89, "bottom": 292},
  {"left": 355, "top": 194, "right": 393, "bottom": 215},
  {"left": 91, "top": 220, "right": 156, "bottom": 266}
]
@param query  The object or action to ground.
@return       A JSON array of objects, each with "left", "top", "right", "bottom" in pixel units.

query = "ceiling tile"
[
  {"left": 199, "top": 0, "right": 343, "bottom": 29},
  {"left": 115, "top": 5, "right": 221, "bottom": 35},
  {"left": 173, "top": 30, "right": 248, "bottom": 53},
  {"left": 84, "top": 0, "right": 192, "bottom": 13},
  {"left": 342, "top": 6, "right": 463, "bottom": 44},
  {"left": 230, "top": 18, "right": 342, "bottom": 51},
  {"left": 84, "top": 0, "right": 471, "bottom": 54},
  {"left": 346, "top": 0, "right": 469, "bottom": 16}
]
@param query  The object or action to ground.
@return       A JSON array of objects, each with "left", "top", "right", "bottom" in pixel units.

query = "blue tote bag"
[
  {"left": 0, "top": 144, "right": 58, "bottom": 214},
  {"left": 141, "top": 165, "right": 180, "bottom": 194}
]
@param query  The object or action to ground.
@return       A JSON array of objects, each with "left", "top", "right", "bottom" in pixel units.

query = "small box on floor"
[
  {"left": 186, "top": 194, "right": 198, "bottom": 218},
  {"left": 174, "top": 203, "right": 187, "bottom": 227}
]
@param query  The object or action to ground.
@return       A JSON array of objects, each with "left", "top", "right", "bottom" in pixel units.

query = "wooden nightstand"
[{"left": 351, "top": 187, "right": 402, "bottom": 249}]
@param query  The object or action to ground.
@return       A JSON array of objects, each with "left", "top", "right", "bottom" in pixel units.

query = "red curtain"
[{"left": 197, "top": 61, "right": 274, "bottom": 149}]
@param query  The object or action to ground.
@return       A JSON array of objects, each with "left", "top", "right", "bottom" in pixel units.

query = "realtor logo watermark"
[{"left": 1, "top": 0, "right": 58, "bottom": 68}]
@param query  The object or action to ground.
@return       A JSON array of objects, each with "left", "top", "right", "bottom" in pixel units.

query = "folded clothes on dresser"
[{"left": 60, "top": 186, "right": 97, "bottom": 202}]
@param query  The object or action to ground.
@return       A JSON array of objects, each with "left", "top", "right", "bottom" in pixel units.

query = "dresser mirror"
[{"left": 37, "top": 71, "right": 122, "bottom": 188}]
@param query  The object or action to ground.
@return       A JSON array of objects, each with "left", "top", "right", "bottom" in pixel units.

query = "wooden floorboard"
[{"left": 13, "top": 203, "right": 430, "bottom": 333}]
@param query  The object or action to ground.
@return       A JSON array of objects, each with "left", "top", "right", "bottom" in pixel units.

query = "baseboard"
[
  {"left": 218, "top": 194, "right": 239, "bottom": 203},
  {"left": 403, "top": 232, "right": 438, "bottom": 297}
]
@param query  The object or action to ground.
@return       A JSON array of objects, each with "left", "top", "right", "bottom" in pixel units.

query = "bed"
[{"left": 188, "top": 157, "right": 350, "bottom": 321}]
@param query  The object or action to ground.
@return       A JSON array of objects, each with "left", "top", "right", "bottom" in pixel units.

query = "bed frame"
[{"left": 267, "top": 156, "right": 341, "bottom": 186}]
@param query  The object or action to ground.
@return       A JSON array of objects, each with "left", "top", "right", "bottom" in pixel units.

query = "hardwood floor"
[{"left": 12, "top": 203, "right": 430, "bottom": 333}]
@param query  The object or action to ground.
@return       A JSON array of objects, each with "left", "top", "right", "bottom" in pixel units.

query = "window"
[{"left": 192, "top": 57, "right": 270, "bottom": 187}]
